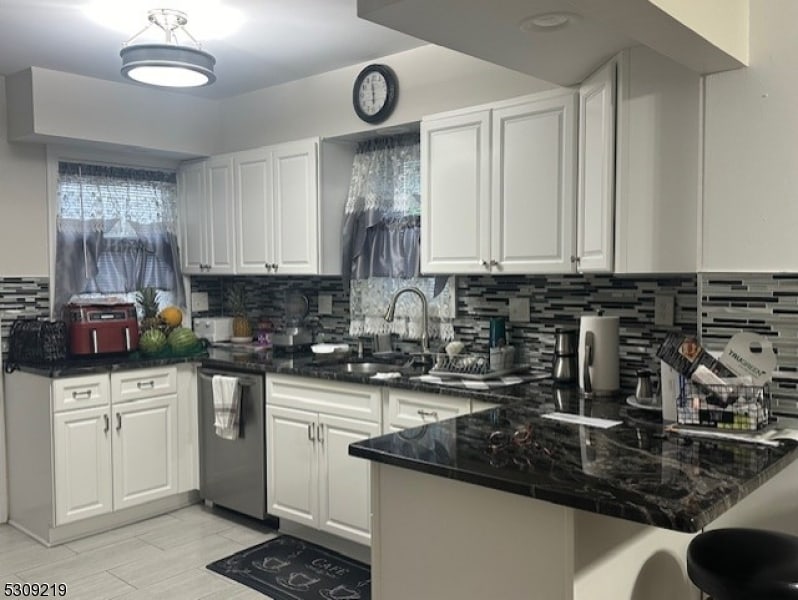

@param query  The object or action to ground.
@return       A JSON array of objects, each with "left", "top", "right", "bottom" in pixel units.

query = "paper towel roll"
[{"left": 578, "top": 315, "right": 620, "bottom": 394}]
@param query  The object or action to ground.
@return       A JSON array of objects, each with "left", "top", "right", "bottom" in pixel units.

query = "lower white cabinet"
[
  {"left": 266, "top": 375, "right": 380, "bottom": 546},
  {"left": 52, "top": 405, "right": 113, "bottom": 525},
  {"left": 112, "top": 394, "right": 178, "bottom": 512},
  {"left": 5, "top": 365, "right": 189, "bottom": 543},
  {"left": 384, "top": 389, "right": 471, "bottom": 434}
]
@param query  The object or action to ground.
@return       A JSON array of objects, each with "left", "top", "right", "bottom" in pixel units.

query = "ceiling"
[{"left": 0, "top": 0, "right": 426, "bottom": 99}]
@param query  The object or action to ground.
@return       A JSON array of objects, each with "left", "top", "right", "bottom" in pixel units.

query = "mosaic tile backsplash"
[
  {"left": 191, "top": 273, "right": 699, "bottom": 393},
  {"left": 0, "top": 277, "right": 50, "bottom": 352},
  {"left": 701, "top": 273, "right": 798, "bottom": 416}
]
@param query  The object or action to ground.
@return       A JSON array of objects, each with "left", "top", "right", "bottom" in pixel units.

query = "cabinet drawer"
[
  {"left": 387, "top": 390, "right": 470, "bottom": 431},
  {"left": 111, "top": 367, "right": 177, "bottom": 403},
  {"left": 52, "top": 374, "right": 110, "bottom": 413},
  {"left": 267, "top": 375, "right": 381, "bottom": 423}
]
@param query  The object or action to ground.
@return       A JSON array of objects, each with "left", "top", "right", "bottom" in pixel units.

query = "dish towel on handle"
[{"left": 212, "top": 375, "right": 241, "bottom": 440}]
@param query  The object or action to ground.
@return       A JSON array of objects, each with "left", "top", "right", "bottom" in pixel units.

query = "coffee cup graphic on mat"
[
  {"left": 277, "top": 572, "right": 320, "bottom": 591},
  {"left": 254, "top": 557, "right": 289, "bottom": 573},
  {"left": 320, "top": 585, "right": 361, "bottom": 600}
]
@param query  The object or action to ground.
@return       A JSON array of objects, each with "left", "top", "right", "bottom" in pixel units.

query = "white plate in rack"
[
  {"left": 230, "top": 336, "right": 253, "bottom": 344},
  {"left": 625, "top": 395, "right": 662, "bottom": 412}
]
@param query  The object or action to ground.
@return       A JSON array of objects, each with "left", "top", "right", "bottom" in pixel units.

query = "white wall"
[
  {"left": 217, "top": 44, "right": 557, "bottom": 152},
  {"left": 0, "top": 75, "right": 48, "bottom": 277},
  {"left": 6, "top": 67, "right": 220, "bottom": 159},
  {"left": 702, "top": 0, "right": 798, "bottom": 271}
]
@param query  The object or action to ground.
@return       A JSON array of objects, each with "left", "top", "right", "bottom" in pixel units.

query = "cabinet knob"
[
  {"left": 271, "top": 263, "right": 279, "bottom": 272},
  {"left": 307, "top": 422, "right": 314, "bottom": 441},
  {"left": 481, "top": 260, "right": 489, "bottom": 268},
  {"left": 570, "top": 256, "right": 581, "bottom": 264},
  {"left": 103, "top": 414, "right": 109, "bottom": 433},
  {"left": 116, "top": 413, "right": 122, "bottom": 431},
  {"left": 265, "top": 262, "right": 271, "bottom": 271},
  {"left": 490, "top": 260, "right": 499, "bottom": 267}
]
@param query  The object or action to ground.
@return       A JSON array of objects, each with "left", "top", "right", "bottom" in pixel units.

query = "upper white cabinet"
[
  {"left": 577, "top": 60, "right": 616, "bottom": 273},
  {"left": 236, "top": 139, "right": 319, "bottom": 275},
  {"left": 181, "top": 137, "right": 348, "bottom": 276},
  {"left": 177, "top": 156, "right": 235, "bottom": 275},
  {"left": 421, "top": 90, "right": 577, "bottom": 275},
  {"left": 595, "top": 46, "right": 701, "bottom": 274}
]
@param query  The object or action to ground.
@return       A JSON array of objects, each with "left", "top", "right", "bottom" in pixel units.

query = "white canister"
[{"left": 578, "top": 314, "right": 620, "bottom": 394}]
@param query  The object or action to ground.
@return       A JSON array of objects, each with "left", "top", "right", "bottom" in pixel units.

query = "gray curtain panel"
[{"left": 54, "top": 162, "right": 185, "bottom": 315}]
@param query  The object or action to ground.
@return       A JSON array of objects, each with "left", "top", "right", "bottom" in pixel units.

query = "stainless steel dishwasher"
[{"left": 198, "top": 367, "right": 267, "bottom": 519}]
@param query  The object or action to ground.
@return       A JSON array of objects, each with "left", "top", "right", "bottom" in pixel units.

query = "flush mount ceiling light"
[
  {"left": 518, "top": 12, "right": 577, "bottom": 33},
  {"left": 120, "top": 8, "right": 216, "bottom": 88}
]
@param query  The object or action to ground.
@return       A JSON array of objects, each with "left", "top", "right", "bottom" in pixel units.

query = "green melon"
[
  {"left": 168, "top": 327, "right": 199, "bottom": 353},
  {"left": 139, "top": 329, "right": 167, "bottom": 354}
]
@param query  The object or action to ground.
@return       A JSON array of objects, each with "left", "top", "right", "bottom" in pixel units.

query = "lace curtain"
[
  {"left": 54, "top": 162, "right": 185, "bottom": 314},
  {"left": 342, "top": 135, "right": 454, "bottom": 342}
]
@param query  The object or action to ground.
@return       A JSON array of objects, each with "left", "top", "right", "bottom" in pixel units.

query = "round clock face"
[{"left": 353, "top": 64, "right": 397, "bottom": 124}]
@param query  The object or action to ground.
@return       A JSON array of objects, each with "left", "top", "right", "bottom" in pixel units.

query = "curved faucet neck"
[{"left": 384, "top": 286, "right": 430, "bottom": 354}]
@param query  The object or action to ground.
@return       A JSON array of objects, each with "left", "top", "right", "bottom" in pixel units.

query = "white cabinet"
[
  {"left": 577, "top": 60, "right": 616, "bottom": 273},
  {"left": 235, "top": 139, "right": 319, "bottom": 275},
  {"left": 578, "top": 46, "right": 701, "bottom": 274},
  {"left": 421, "top": 90, "right": 577, "bottom": 275},
  {"left": 6, "top": 366, "right": 185, "bottom": 539},
  {"left": 177, "top": 156, "right": 235, "bottom": 275},
  {"left": 112, "top": 394, "right": 178, "bottom": 511},
  {"left": 266, "top": 374, "right": 381, "bottom": 545},
  {"left": 52, "top": 405, "right": 113, "bottom": 525}
]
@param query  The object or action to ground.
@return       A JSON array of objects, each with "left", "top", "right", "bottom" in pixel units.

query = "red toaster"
[{"left": 66, "top": 303, "right": 140, "bottom": 356}]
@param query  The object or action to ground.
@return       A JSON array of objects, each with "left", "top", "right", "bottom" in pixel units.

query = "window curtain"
[
  {"left": 54, "top": 162, "right": 185, "bottom": 314},
  {"left": 342, "top": 134, "right": 454, "bottom": 342}
]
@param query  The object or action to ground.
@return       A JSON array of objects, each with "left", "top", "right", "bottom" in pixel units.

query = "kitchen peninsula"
[{"left": 350, "top": 394, "right": 798, "bottom": 600}]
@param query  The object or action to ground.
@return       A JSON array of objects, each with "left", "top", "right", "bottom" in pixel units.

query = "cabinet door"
[
  {"left": 53, "top": 406, "right": 112, "bottom": 525},
  {"left": 178, "top": 160, "right": 207, "bottom": 275},
  {"left": 112, "top": 395, "right": 178, "bottom": 511},
  {"left": 206, "top": 155, "right": 236, "bottom": 274},
  {"left": 266, "top": 405, "right": 318, "bottom": 527},
  {"left": 577, "top": 59, "right": 616, "bottom": 273},
  {"left": 491, "top": 93, "right": 577, "bottom": 274},
  {"left": 318, "top": 414, "right": 380, "bottom": 545},
  {"left": 272, "top": 139, "right": 319, "bottom": 274},
  {"left": 235, "top": 147, "right": 273, "bottom": 274},
  {"left": 421, "top": 110, "right": 491, "bottom": 274}
]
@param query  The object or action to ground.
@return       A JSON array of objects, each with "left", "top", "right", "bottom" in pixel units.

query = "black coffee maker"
[{"left": 552, "top": 328, "right": 578, "bottom": 384}]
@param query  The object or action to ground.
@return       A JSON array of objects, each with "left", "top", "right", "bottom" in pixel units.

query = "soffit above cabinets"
[{"left": 357, "top": 0, "right": 749, "bottom": 86}]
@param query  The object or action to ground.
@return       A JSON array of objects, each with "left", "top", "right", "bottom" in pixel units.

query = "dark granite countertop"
[
  {"left": 349, "top": 393, "right": 798, "bottom": 533},
  {"left": 10, "top": 351, "right": 207, "bottom": 377}
]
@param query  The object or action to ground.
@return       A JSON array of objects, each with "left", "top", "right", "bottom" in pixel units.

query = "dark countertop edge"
[
  {"left": 12, "top": 355, "right": 206, "bottom": 377},
  {"left": 349, "top": 439, "right": 798, "bottom": 534}
]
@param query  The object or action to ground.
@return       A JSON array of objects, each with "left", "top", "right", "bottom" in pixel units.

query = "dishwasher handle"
[{"left": 198, "top": 372, "right": 258, "bottom": 387}]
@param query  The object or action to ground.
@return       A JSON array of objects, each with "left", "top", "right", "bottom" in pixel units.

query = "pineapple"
[
  {"left": 136, "top": 287, "right": 163, "bottom": 332},
  {"left": 227, "top": 284, "right": 252, "bottom": 338}
]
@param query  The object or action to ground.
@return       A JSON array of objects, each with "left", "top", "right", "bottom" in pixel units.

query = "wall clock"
[{"left": 352, "top": 64, "right": 398, "bottom": 124}]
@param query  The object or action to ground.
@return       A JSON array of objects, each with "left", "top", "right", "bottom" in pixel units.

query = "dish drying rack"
[
  {"left": 428, "top": 347, "right": 517, "bottom": 380},
  {"left": 677, "top": 381, "right": 771, "bottom": 431}
]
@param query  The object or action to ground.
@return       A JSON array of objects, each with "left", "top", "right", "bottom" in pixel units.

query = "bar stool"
[{"left": 687, "top": 528, "right": 798, "bottom": 599}]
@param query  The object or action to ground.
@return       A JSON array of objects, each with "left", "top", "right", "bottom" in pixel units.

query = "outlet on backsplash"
[
  {"left": 191, "top": 292, "right": 209, "bottom": 312},
  {"left": 318, "top": 294, "right": 333, "bottom": 315},
  {"left": 508, "top": 297, "right": 530, "bottom": 323}
]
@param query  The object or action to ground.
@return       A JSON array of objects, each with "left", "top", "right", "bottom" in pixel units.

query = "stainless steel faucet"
[{"left": 383, "top": 286, "right": 430, "bottom": 354}]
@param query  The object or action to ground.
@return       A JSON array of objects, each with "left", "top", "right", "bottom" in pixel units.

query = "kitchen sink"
[{"left": 338, "top": 362, "right": 403, "bottom": 375}]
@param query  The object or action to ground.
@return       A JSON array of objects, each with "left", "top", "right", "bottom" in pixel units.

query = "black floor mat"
[{"left": 207, "top": 534, "right": 370, "bottom": 600}]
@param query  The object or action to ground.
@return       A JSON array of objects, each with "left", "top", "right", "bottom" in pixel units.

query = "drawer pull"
[
  {"left": 417, "top": 409, "right": 439, "bottom": 420},
  {"left": 103, "top": 414, "right": 109, "bottom": 433},
  {"left": 136, "top": 380, "right": 156, "bottom": 389},
  {"left": 116, "top": 413, "right": 122, "bottom": 431},
  {"left": 318, "top": 423, "right": 324, "bottom": 444},
  {"left": 308, "top": 422, "right": 315, "bottom": 441},
  {"left": 71, "top": 390, "right": 92, "bottom": 400}
]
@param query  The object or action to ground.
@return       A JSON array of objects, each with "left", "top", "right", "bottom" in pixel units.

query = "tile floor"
[{"left": 0, "top": 504, "right": 278, "bottom": 599}]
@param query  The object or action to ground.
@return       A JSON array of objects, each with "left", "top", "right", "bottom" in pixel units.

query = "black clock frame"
[{"left": 352, "top": 64, "right": 398, "bottom": 124}]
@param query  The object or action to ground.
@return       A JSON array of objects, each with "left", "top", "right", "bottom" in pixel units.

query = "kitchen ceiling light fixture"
[
  {"left": 519, "top": 12, "right": 575, "bottom": 33},
  {"left": 120, "top": 8, "right": 216, "bottom": 88}
]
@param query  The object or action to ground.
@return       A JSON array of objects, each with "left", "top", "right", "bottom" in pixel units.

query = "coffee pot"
[{"left": 552, "top": 328, "right": 578, "bottom": 384}]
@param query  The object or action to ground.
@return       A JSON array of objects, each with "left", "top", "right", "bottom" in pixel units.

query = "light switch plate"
[
  {"left": 508, "top": 297, "right": 530, "bottom": 323},
  {"left": 190, "top": 291, "right": 209, "bottom": 312},
  {"left": 318, "top": 294, "right": 333, "bottom": 315},
  {"left": 654, "top": 294, "right": 675, "bottom": 327}
]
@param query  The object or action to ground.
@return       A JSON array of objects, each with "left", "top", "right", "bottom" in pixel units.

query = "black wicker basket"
[{"left": 4, "top": 318, "right": 68, "bottom": 372}]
